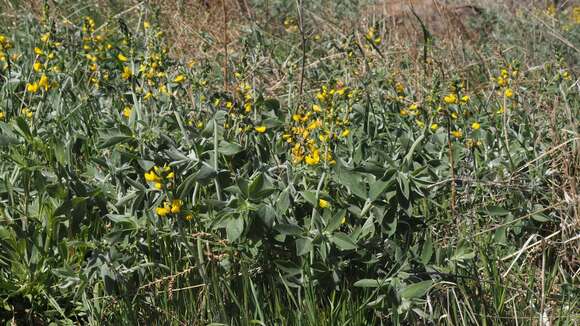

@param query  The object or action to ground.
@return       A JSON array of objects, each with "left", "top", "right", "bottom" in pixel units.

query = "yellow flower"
[
  {"left": 170, "top": 200, "right": 182, "bottom": 214},
  {"left": 304, "top": 149, "right": 320, "bottom": 165},
  {"left": 312, "top": 104, "right": 321, "bottom": 112},
  {"left": 318, "top": 199, "right": 330, "bottom": 209},
  {"left": 26, "top": 82, "right": 39, "bottom": 93},
  {"left": 38, "top": 74, "right": 49, "bottom": 91},
  {"left": 121, "top": 66, "right": 132, "bottom": 80},
  {"left": 430, "top": 123, "right": 438, "bottom": 131},
  {"left": 144, "top": 92, "right": 153, "bottom": 100},
  {"left": 504, "top": 88, "right": 514, "bottom": 98},
  {"left": 497, "top": 76, "right": 506, "bottom": 87},
  {"left": 143, "top": 21, "right": 151, "bottom": 29},
  {"left": 144, "top": 170, "right": 161, "bottom": 182},
  {"left": 416, "top": 120, "right": 425, "bottom": 128},
  {"left": 156, "top": 204, "right": 170, "bottom": 217},
  {"left": 40, "top": 33, "right": 50, "bottom": 43},
  {"left": 117, "top": 53, "right": 128, "bottom": 62},
  {"left": 341, "top": 216, "right": 346, "bottom": 224},
  {"left": 254, "top": 125, "right": 267, "bottom": 133},
  {"left": 496, "top": 106, "right": 505, "bottom": 114},
  {"left": 444, "top": 93, "right": 458, "bottom": 105},
  {"left": 451, "top": 130, "right": 463, "bottom": 138},
  {"left": 0, "top": 111, "right": 4, "bottom": 120},
  {"left": 22, "top": 108, "right": 33, "bottom": 119},
  {"left": 341, "top": 129, "right": 350, "bottom": 137},
  {"left": 184, "top": 214, "right": 193, "bottom": 221},
  {"left": 471, "top": 122, "right": 481, "bottom": 130},
  {"left": 173, "top": 74, "right": 186, "bottom": 83},
  {"left": 122, "top": 106, "right": 132, "bottom": 118},
  {"left": 33, "top": 61, "right": 42, "bottom": 72},
  {"left": 34, "top": 47, "right": 43, "bottom": 55},
  {"left": 154, "top": 182, "right": 163, "bottom": 190},
  {"left": 395, "top": 82, "right": 405, "bottom": 94},
  {"left": 461, "top": 95, "right": 470, "bottom": 104}
]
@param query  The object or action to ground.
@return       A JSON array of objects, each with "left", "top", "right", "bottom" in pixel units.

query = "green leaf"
[
  {"left": 481, "top": 206, "right": 510, "bottom": 216},
  {"left": 218, "top": 140, "right": 244, "bottom": 156},
  {"left": 331, "top": 232, "right": 357, "bottom": 250},
  {"left": 274, "top": 224, "right": 303, "bottom": 236},
  {"left": 194, "top": 164, "right": 217, "bottom": 183},
  {"left": 354, "top": 279, "right": 387, "bottom": 288},
  {"left": 301, "top": 191, "right": 318, "bottom": 207},
  {"left": 296, "top": 237, "right": 313, "bottom": 256},
  {"left": 326, "top": 209, "right": 346, "bottom": 233},
  {"left": 0, "top": 134, "right": 20, "bottom": 146},
  {"left": 338, "top": 169, "right": 367, "bottom": 200},
  {"left": 277, "top": 189, "right": 291, "bottom": 214},
  {"left": 369, "top": 179, "right": 393, "bottom": 201},
  {"left": 99, "top": 134, "right": 133, "bottom": 149},
  {"left": 400, "top": 280, "right": 433, "bottom": 299},
  {"left": 226, "top": 217, "right": 244, "bottom": 241},
  {"left": 420, "top": 238, "right": 433, "bottom": 264}
]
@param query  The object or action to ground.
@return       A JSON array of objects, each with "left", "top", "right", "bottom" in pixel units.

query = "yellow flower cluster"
[
  {"left": 0, "top": 34, "right": 13, "bottom": 69},
  {"left": 26, "top": 73, "right": 50, "bottom": 93},
  {"left": 219, "top": 80, "right": 259, "bottom": 134},
  {"left": 495, "top": 67, "right": 517, "bottom": 99},
  {"left": 156, "top": 199, "right": 183, "bottom": 217},
  {"left": 365, "top": 27, "right": 381, "bottom": 46},
  {"left": 144, "top": 165, "right": 175, "bottom": 190},
  {"left": 21, "top": 107, "right": 34, "bottom": 119},
  {"left": 283, "top": 83, "right": 353, "bottom": 166}
]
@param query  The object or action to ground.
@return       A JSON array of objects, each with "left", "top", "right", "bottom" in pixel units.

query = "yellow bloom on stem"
[
  {"left": 318, "top": 199, "right": 330, "bottom": 209},
  {"left": 144, "top": 170, "right": 161, "bottom": 183},
  {"left": 173, "top": 74, "right": 186, "bottom": 83},
  {"left": 154, "top": 182, "right": 163, "bottom": 190},
  {"left": 255, "top": 125, "right": 267, "bottom": 133},
  {"left": 305, "top": 149, "right": 320, "bottom": 166},
  {"left": 26, "top": 82, "right": 39, "bottom": 93},
  {"left": 451, "top": 129, "right": 463, "bottom": 138},
  {"left": 143, "top": 21, "right": 151, "bottom": 29},
  {"left": 341, "top": 129, "right": 350, "bottom": 137},
  {"left": 0, "top": 112, "right": 4, "bottom": 120},
  {"left": 461, "top": 95, "right": 470, "bottom": 104},
  {"left": 170, "top": 200, "right": 182, "bottom": 214},
  {"left": 184, "top": 214, "right": 193, "bottom": 221},
  {"left": 312, "top": 104, "right": 321, "bottom": 113},
  {"left": 430, "top": 123, "right": 438, "bottom": 131},
  {"left": 122, "top": 106, "right": 132, "bottom": 118},
  {"left": 22, "top": 108, "right": 33, "bottom": 119},
  {"left": 444, "top": 93, "right": 458, "bottom": 105},
  {"left": 33, "top": 61, "right": 42, "bottom": 72},
  {"left": 117, "top": 53, "right": 128, "bottom": 62},
  {"left": 38, "top": 74, "right": 49, "bottom": 91},
  {"left": 471, "top": 122, "right": 481, "bottom": 130},
  {"left": 504, "top": 88, "right": 514, "bottom": 98},
  {"left": 34, "top": 47, "right": 43, "bottom": 55},
  {"left": 122, "top": 66, "right": 132, "bottom": 80},
  {"left": 156, "top": 203, "right": 170, "bottom": 217}
]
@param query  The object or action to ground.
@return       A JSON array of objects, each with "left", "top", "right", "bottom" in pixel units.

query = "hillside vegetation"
[{"left": 0, "top": 0, "right": 578, "bottom": 324}]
